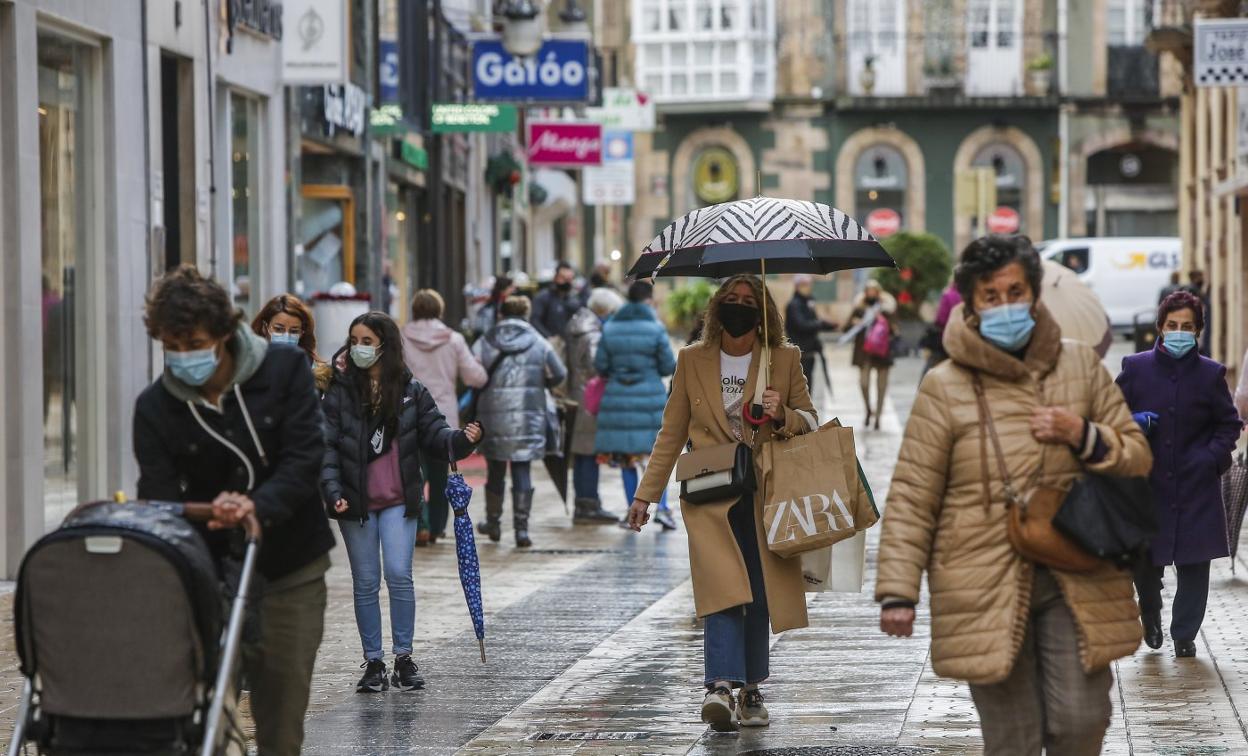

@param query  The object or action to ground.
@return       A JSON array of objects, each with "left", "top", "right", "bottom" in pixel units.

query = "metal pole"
[
  {"left": 199, "top": 540, "right": 258, "bottom": 756},
  {"left": 6, "top": 680, "right": 32, "bottom": 756}
]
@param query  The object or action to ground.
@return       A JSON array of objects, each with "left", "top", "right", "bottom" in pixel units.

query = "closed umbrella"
[
  {"left": 628, "top": 196, "right": 893, "bottom": 422},
  {"left": 446, "top": 447, "right": 486, "bottom": 662},
  {"left": 1041, "top": 260, "right": 1114, "bottom": 357},
  {"left": 1222, "top": 452, "right": 1248, "bottom": 574}
]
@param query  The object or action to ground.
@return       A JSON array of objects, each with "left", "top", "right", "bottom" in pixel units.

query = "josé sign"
[
  {"left": 1196, "top": 18, "right": 1248, "bottom": 87},
  {"left": 527, "top": 122, "right": 602, "bottom": 167},
  {"left": 473, "top": 38, "right": 590, "bottom": 102}
]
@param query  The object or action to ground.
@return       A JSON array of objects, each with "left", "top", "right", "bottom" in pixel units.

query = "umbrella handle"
[{"left": 479, "top": 638, "right": 486, "bottom": 664}]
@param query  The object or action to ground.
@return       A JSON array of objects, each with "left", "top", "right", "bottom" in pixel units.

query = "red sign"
[
  {"left": 987, "top": 206, "right": 1020, "bottom": 234},
  {"left": 865, "top": 208, "right": 901, "bottom": 238},
  {"left": 526, "top": 122, "right": 603, "bottom": 167}
]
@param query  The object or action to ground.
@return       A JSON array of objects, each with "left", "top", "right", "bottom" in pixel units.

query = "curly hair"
[
  {"left": 1158, "top": 290, "right": 1205, "bottom": 332},
  {"left": 698, "top": 274, "right": 787, "bottom": 349},
  {"left": 953, "top": 235, "right": 1045, "bottom": 305},
  {"left": 252, "top": 294, "right": 320, "bottom": 358},
  {"left": 145, "top": 265, "right": 242, "bottom": 341}
]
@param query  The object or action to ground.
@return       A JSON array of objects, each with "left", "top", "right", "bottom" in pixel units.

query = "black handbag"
[
  {"left": 675, "top": 442, "right": 755, "bottom": 505},
  {"left": 1052, "top": 474, "right": 1159, "bottom": 568},
  {"left": 460, "top": 353, "right": 506, "bottom": 426}
]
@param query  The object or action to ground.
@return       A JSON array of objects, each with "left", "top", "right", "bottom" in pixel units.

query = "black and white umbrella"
[
  {"left": 628, "top": 197, "right": 893, "bottom": 280},
  {"left": 627, "top": 196, "right": 893, "bottom": 424}
]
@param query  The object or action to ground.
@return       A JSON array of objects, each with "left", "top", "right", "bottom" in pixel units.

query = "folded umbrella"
[
  {"left": 446, "top": 446, "right": 486, "bottom": 662},
  {"left": 1222, "top": 452, "right": 1248, "bottom": 574}
]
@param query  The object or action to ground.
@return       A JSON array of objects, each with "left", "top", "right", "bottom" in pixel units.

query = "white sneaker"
[
  {"left": 737, "top": 688, "right": 770, "bottom": 727},
  {"left": 701, "top": 686, "right": 738, "bottom": 732}
]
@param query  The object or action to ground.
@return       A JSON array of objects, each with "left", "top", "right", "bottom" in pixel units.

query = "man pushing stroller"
[{"left": 133, "top": 266, "right": 335, "bottom": 756}]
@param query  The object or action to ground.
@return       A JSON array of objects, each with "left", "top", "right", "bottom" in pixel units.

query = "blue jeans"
[
  {"left": 703, "top": 493, "right": 769, "bottom": 688},
  {"left": 621, "top": 465, "right": 670, "bottom": 511},
  {"left": 337, "top": 505, "right": 419, "bottom": 661},
  {"left": 486, "top": 459, "right": 532, "bottom": 493},
  {"left": 573, "top": 453, "right": 600, "bottom": 500}
]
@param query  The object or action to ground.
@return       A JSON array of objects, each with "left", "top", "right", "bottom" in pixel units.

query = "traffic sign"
[
  {"left": 865, "top": 208, "right": 901, "bottom": 238},
  {"left": 987, "top": 206, "right": 1020, "bottom": 234}
]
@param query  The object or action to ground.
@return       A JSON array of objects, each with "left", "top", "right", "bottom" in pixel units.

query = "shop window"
[
  {"left": 971, "top": 142, "right": 1026, "bottom": 231},
  {"left": 854, "top": 144, "right": 908, "bottom": 233},
  {"left": 230, "top": 93, "right": 262, "bottom": 315},
  {"left": 299, "top": 185, "right": 356, "bottom": 296},
  {"left": 37, "top": 31, "right": 97, "bottom": 524}
]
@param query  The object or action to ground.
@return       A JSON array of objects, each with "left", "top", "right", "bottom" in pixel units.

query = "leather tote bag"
[{"left": 1052, "top": 474, "right": 1158, "bottom": 568}]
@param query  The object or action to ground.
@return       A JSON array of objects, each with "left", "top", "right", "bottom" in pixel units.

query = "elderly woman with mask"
[{"left": 875, "top": 235, "right": 1152, "bottom": 755}]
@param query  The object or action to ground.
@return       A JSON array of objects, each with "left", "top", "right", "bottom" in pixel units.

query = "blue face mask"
[
  {"left": 270, "top": 332, "right": 301, "bottom": 347},
  {"left": 166, "top": 345, "right": 220, "bottom": 387},
  {"left": 351, "top": 344, "right": 381, "bottom": 369},
  {"left": 978, "top": 303, "right": 1036, "bottom": 352},
  {"left": 1162, "top": 330, "right": 1197, "bottom": 359}
]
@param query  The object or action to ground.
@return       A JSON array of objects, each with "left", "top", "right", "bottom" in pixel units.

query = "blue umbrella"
[{"left": 447, "top": 445, "right": 486, "bottom": 663}]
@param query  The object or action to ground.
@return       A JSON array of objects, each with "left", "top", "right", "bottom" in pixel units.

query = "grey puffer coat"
[
  {"left": 565, "top": 307, "right": 602, "bottom": 456},
  {"left": 472, "top": 318, "right": 567, "bottom": 462}
]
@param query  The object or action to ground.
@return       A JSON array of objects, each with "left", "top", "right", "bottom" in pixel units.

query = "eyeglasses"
[{"left": 269, "top": 326, "right": 303, "bottom": 336}]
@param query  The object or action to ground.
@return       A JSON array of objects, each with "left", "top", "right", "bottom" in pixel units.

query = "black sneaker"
[
  {"left": 391, "top": 654, "right": 425, "bottom": 691},
  {"left": 356, "top": 659, "right": 389, "bottom": 693}
]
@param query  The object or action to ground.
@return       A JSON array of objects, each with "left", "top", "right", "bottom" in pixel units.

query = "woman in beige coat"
[
  {"left": 875, "top": 236, "right": 1152, "bottom": 755},
  {"left": 627, "top": 274, "right": 816, "bottom": 733}
]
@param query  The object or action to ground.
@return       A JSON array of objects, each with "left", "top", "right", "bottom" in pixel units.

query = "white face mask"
[{"left": 351, "top": 344, "right": 381, "bottom": 368}]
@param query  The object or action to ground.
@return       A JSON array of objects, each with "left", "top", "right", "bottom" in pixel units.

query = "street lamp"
[
  {"left": 558, "top": 0, "right": 590, "bottom": 36},
  {"left": 495, "top": 0, "right": 543, "bottom": 56}
]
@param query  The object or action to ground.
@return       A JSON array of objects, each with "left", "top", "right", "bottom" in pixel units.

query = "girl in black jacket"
[{"left": 320, "top": 312, "right": 481, "bottom": 693}]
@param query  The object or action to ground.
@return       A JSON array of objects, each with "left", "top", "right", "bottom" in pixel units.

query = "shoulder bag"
[
  {"left": 972, "top": 373, "right": 1103, "bottom": 574},
  {"left": 460, "top": 352, "right": 506, "bottom": 426},
  {"left": 675, "top": 441, "right": 755, "bottom": 504}
]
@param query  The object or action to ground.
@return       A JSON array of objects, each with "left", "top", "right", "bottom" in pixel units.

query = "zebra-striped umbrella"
[{"left": 627, "top": 197, "right": 894, "bottom": 280}]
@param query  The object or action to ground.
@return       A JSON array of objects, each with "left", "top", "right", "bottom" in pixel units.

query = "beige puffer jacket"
[{"left": 875, "top": 303, "right": 1153, "bottom": 685}]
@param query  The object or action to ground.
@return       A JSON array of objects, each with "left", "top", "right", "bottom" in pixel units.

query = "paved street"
[{"left": 6, "top": 342, "right": 1248, "bottom": 754}]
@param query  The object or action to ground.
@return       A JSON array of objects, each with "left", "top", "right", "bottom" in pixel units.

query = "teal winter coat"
[{"left": 593, "top": 302, "right": 676, "bottom": 455}]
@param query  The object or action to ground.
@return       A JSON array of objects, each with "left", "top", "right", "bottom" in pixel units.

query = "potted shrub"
[
  {"left": 875, "top": 231, "right": 953, "bottom": 319},
  {"left": 1027, "top": 52, "right": 1054, "bottom": 94},
  {"left": 859, "top": 55, "right": 877, "bottom": 95}
]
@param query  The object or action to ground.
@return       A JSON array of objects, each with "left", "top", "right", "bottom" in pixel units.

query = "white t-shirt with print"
[{"left": 720, "top": 350, "right": 752, "bottom": 441}]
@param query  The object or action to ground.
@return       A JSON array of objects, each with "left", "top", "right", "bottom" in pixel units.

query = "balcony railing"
[{"left": 1108, "top": 45, "right": 1161, "bottom": 99}]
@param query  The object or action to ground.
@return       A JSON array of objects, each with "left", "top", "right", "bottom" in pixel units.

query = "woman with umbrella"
[
  {"left": 320, "top": 312, "right": 481, "bottom": 693},
  {"left": 1115, "top": 290, "right": 1242, "bottom": 658},
  {"left": 595, "top": 281, "right": 678, "bottom": 531},
  {"left": 876, "top": 235, "right": 1151, "bottom": 754},
  {"left": 626, "top": 275, "right": 817, "bottom": 732}
]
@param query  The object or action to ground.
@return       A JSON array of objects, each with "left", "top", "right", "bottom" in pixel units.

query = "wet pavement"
[{"left": 7, "top": 341, "right": 1248, "bottom": 754}]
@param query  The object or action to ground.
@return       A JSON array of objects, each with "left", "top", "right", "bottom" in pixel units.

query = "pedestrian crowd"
[{"left": 123, "top": 235, "right": 1247, "bottom": 754}]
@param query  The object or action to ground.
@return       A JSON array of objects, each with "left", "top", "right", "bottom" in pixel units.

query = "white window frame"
[{"left": 1108, "top": 0, "right": 1158, "bottom": 47}]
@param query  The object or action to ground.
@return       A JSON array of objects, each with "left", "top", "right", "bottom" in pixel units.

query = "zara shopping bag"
[{"left": 760, "top": 411, "right": 879, "bottom": 558}]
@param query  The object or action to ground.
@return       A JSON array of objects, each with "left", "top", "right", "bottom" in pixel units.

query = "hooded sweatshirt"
[{"left": 401, "top": 319, "right": 487, "bottom": 429}]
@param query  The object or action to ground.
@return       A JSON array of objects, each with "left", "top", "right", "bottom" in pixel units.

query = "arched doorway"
[
  {"left": 953, "top": 126, "right": 1044, "bottom": 251},
  {"left": 971, "top": 142, "right": 1027, "bottom": 232},
  {"left": 853, "top": 145, "right": 909, "bottom": 237},
  {"left": 1084, "top": 143, "right": 1178, "bottom": 237}
]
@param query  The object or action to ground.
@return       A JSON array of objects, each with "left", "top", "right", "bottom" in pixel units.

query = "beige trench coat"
[{"left": 637, "top": 340, "right": 817, "bottom": 632}]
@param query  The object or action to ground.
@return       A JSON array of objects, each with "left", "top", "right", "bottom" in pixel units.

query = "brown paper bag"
[{"left": 760, "top": 419, "right": 863, "bottom": 558}]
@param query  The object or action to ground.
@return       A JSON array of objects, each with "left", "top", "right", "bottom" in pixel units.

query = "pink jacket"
[{"left": 401, "top": 319, "right": 488, "bottom": 428}]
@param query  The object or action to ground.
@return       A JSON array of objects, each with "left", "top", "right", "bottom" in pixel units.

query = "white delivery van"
[{"left": 1037, "top": 237, "right": 1181, "bottom": 330}]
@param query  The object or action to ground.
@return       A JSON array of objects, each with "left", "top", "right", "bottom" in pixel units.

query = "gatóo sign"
[{"left": 473, "top": 38, "right": 590, "bottom": 103}]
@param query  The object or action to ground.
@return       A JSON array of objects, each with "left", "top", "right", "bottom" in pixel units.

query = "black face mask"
[
  {"left": 719, "top": 303, "right": 760, "bottom": 338},
  {"left": 556, "top": 281, "right": 573, "bottom": 293},
  {"left": 865, "top": 296, "right": 879, "bottom": 305}
]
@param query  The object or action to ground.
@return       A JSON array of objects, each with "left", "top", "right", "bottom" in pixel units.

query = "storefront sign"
[
  {"left": 323, "top": 83, "right": 366, "bottom": 137},
  {"left": 473, "top": 38, "right": 590, "bottom": 102},
  {"left": 282, "top": 0, "right": 347, "bottom": 84},
  {"left": 370, "top": 103, "right": 406, "bottom": 136},
  {"left": 865, "top": 208, "right": 901, "bottom": 238},
  {"left": 379, "top": 40, "right": 400, "bottom": 103},
  {"left": 586, "top": 88, "right": 655, "bottom": 132},
  {"left": 527, "top": 122, "right": 602, "bottom": 167},
  {"left": 986, "top": 206, "right": 1020, "bottom": 234},
  {"left": 1196, "top": 18, "right": 1248, "bottom": 87},
  {"left": 431, "top": 103, "right": 518, "bottom": 133},
  {"left": 401, "top": 142, "right": 428, "bottom": 171},
  {"left": 584, "top": 131, "right": 634, "bottom": 205}
]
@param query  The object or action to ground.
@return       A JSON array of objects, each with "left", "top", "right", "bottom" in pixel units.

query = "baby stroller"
[{"left": 7, "top": 499, "right": 261, "bottom": 756}]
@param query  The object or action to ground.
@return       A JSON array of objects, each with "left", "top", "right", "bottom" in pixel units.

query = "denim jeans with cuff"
[
  {"left": 703, "top": 493, "right": 769, "bottom": 688},
  {"left": 337, "top": 504, "right": 419, "bottom": 661}
]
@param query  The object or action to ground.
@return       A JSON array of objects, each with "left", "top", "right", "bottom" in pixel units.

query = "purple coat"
[{"left": 1115, "top": 344, "right": 1242, "bottom": 566}]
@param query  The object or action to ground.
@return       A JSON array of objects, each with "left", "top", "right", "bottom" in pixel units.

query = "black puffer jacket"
[
  {"left": 321, "top": 371, "right": 474, "bottom": 522},
  {"left": 134, "top": 329, "right": 335, "bottom": 582}
]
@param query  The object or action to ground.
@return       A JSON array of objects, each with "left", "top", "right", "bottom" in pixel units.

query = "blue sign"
[
  {"left": 602, "top": 131, "right": 633, "bottom": 162},
  {"left": 379, "top": 40, "right": 399, "bottom": 104},
  {"left": 472, "top": 38, "right": 590, "bottom": 102}
]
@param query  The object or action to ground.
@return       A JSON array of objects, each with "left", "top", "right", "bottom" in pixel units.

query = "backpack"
[{"left": 863, "top": 315, "right": 892, "bottom": 358}]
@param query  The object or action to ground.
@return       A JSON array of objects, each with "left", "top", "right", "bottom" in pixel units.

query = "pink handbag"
[
  {"left": 863, "top": 316, "right": 891, "bottom": 358},
  {"left": 583, "top": 376, "right": 607, "bottom": 416}
]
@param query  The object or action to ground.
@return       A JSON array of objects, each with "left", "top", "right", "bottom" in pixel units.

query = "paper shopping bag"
[
  {"left": 828, "top": 418, "right": 878, "bottom": 519},
  {"left": 760, "top": 423, "right": 861, "bottom": 558},
  {"left": 801, "top": 531, "right": 867, "bottom": 593}
]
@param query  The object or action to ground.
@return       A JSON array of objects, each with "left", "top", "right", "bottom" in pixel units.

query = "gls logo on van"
[
  {"left": 1111, "top": 251, "right": 1180, "bottom": 271},
  {"left": 766, "top": 492, "right": 856, "bottom": 545}
]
